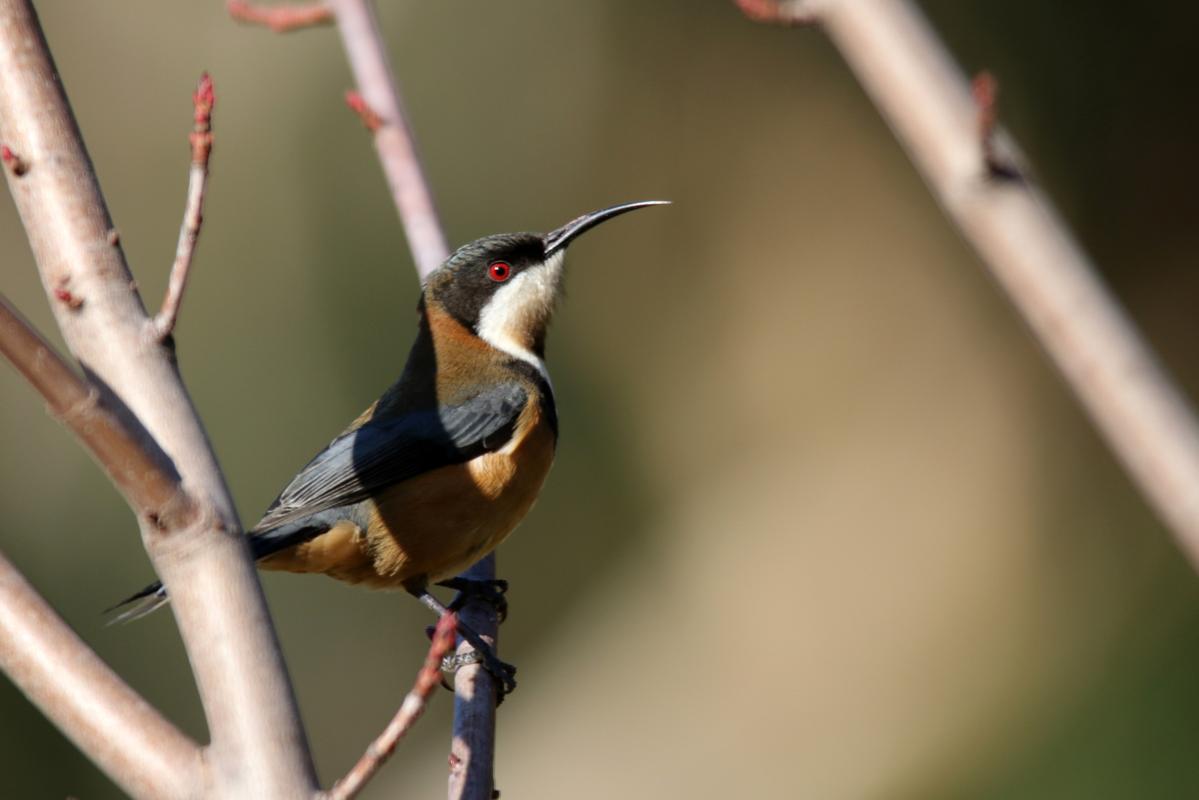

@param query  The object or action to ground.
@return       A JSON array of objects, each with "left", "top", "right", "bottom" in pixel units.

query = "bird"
[{"left": 111, "top": 200, "right": 668, "bottom": 695}]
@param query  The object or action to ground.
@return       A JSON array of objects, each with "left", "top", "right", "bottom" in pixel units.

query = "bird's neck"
[{"left": 374, "top": 299, "right": 550, "bottom": 418}]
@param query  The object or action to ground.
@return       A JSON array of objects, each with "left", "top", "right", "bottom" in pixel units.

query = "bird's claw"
[
  {"left": 440, "top": 646, "right": 518, "bottom": 703},
  {"left": 437, "top": 577, "right": 510, "bottom": 623}
]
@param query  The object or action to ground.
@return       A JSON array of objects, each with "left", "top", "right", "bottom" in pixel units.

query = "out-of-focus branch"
[
  {"left": 0, "top": 1, "right": 318, "bottom": 796},
  {"left": 324, "top": 614, "right": 458, "bottom": 800},
  {"left": 326, "top": 0, "right": 449, "bottom": 278},
  {"left": 738, "top": 0, "right": 1199, "bottom": 564},
  {"left": 227, "top": 0, "right": 333, "bottom": 33},
  {"left": 734, "top": 0, "right": 819, "bottom": 25},
  {"left": 153, "top": 73, "right": 215, "bottom": 341},
  {"left": 344, "top": 89, "right": 383, "bottom": 132}
]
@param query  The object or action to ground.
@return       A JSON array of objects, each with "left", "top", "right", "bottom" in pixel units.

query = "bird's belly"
[{"left": 271, "top": 419, "right": 556, "bottom": 590}]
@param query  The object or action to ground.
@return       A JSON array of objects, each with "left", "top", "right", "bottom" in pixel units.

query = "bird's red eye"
[{"left": 488, "top": 261, "right": 512, "bottom": 282}]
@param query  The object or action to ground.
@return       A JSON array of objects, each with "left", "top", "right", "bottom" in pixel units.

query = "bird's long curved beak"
[{"left": 543, "top": 200, "right": 670, "bottom": 255}]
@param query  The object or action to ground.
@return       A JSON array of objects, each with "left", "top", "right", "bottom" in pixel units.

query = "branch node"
[
  {"left": 971, "top": 71, "right": 1021, "bottom": 181},
  {"left": 53, "top": 287, "right": 84, "bottom": 310},
  {"left": 734, "top": 0, "right": 821, "bottom": 26},
  {"left": 227, "top": 1, "right": 334, "bottom": 33},
  {"left": 58, "top": 386, "right": 101, "bottom": 423},
  {"left": 1, "top": 144, "right": 29, "bottom": 176},
  {"left": 106, "top": 228, "right": 121, "bottom": 247},
  {"left": 345, "top": 89, "right": 383, "bottom": 132}
]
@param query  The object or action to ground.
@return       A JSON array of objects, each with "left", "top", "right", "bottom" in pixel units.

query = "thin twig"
[
  {"left": 326, "top": 0, "right": 449, "bottom": 278},
  {"left": 227, "top": 0, "right": 333, "bottom": 33},
  {"left": 153, "top": 73, "right": 215, "bottom": 341},
  {"left": 738, "top": 0, "right": 1199, "bottom": 564},
  {"left": 324, "top": 614, "right": 459, "bottom": 800}
]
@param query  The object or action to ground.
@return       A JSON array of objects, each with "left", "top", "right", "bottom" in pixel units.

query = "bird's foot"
[
  {"left": 413, "top": 584, "right": 516, "bottom": 702},
  {"left": 441, "top": 640, "right": 518, "bottom": 703},
  {"left": 436, "top": 577, "right": 509, "bottom": 623}
]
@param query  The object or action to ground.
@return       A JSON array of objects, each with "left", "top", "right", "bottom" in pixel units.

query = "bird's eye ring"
[{"left": 488, "top": 261, "right": 512, "bottom": 282}]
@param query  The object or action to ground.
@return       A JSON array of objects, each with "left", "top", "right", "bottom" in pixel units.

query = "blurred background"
[{"left": 2, "top": 1, "right": 1198, "bottom": 797}]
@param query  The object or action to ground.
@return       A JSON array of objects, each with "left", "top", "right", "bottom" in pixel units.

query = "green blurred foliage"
[{"left": 1, "top": 1, "right": 1198, "bottom": 797}]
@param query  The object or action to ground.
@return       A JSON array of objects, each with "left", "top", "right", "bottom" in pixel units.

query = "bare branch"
[
  {"left": 738, "top": 0, "right": 1199, "bottom": 564},
  {"left": 0, "top": 303, "right": 205, "bottom": 799},
  {"left": 0, "top": 296, "right": 192, "bottom": 521},
  {"left": 153, "top": 73, "right": 215, "bottom": 342},
  {"left": 326, "top": 0, "right": 449, "bottom": 278},
  {"left": 448, "top": 560, "right": 500, "bottom": 800},
  {"left": 0, "top": 549, "right": 205, "bottom": 800},
  {"left": 0, "top": 1, "right": 318, "bottom": 794},
  {"left": 227, "top": 0, "right": 333, "bottom": 33},
  {"left": 324, "top": 615, "right": 458, "bottom": 800}
]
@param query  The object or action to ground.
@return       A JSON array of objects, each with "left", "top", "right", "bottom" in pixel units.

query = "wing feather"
[{"left": 254, "top": 381, "right": 527, "bottom": 531}]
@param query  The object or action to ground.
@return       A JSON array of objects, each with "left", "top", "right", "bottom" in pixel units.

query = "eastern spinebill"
[{"left": 112, "top": 200, "right": 668, "bottom": 696}]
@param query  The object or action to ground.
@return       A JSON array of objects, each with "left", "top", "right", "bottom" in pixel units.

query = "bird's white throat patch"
[{"left": 476, "top": 251, "right": 564, "bottom": 380}]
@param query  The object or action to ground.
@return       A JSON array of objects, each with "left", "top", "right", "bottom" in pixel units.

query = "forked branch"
[
  {"left": 0, "top": 297, "right": 190, "bottom": 520},
  {"left": 0, "top": 298, "right": 203, "bottom": 800},
  {"left": 0, "top": 0, "right": 318, "bottom": 795}
]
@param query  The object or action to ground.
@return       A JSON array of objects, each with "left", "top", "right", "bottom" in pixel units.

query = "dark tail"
[
  {"left": 105, "top": 581, "right": 169, "bottom": 624},
  {"left": 106, "top": 516, "right": 335, "bottom": 623}
]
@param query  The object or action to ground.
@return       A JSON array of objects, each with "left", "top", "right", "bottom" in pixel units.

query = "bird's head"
[{"left": 423, "top": 200, "right": 667, "bottom": 365}]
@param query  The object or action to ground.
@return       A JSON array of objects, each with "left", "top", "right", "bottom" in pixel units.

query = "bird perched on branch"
[{"left": 112, "top": 200, "right": 667, "bottom": 696}]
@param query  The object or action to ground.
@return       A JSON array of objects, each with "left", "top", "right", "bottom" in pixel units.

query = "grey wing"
[{"left": 254, "top": 381, "right": 528, "bottom": 532}]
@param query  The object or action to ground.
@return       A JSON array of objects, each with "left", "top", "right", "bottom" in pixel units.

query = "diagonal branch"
[
  {"left": 734, "top": 0, "right": 820, "bottom": 25},
  {"left": 0, "top": 296, "right": 191, "bottom": 522},
  {"left": 0, "top": 1, "right": 318, "bottom": 795},
  {"left": 0, "top": 550, "right": 204, "bottom": 800},
  {"left": 0, "top": 297, "right": 204, "bottom": 799},
  {"left": 324, "top": 614, "right": 459, "bottom": 800},
  {"left": 737, "top": 0, "right": 1199, "bottom": 564},
  {"left": 153, "top": 73, "right": 216, "bottom": 342}
]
